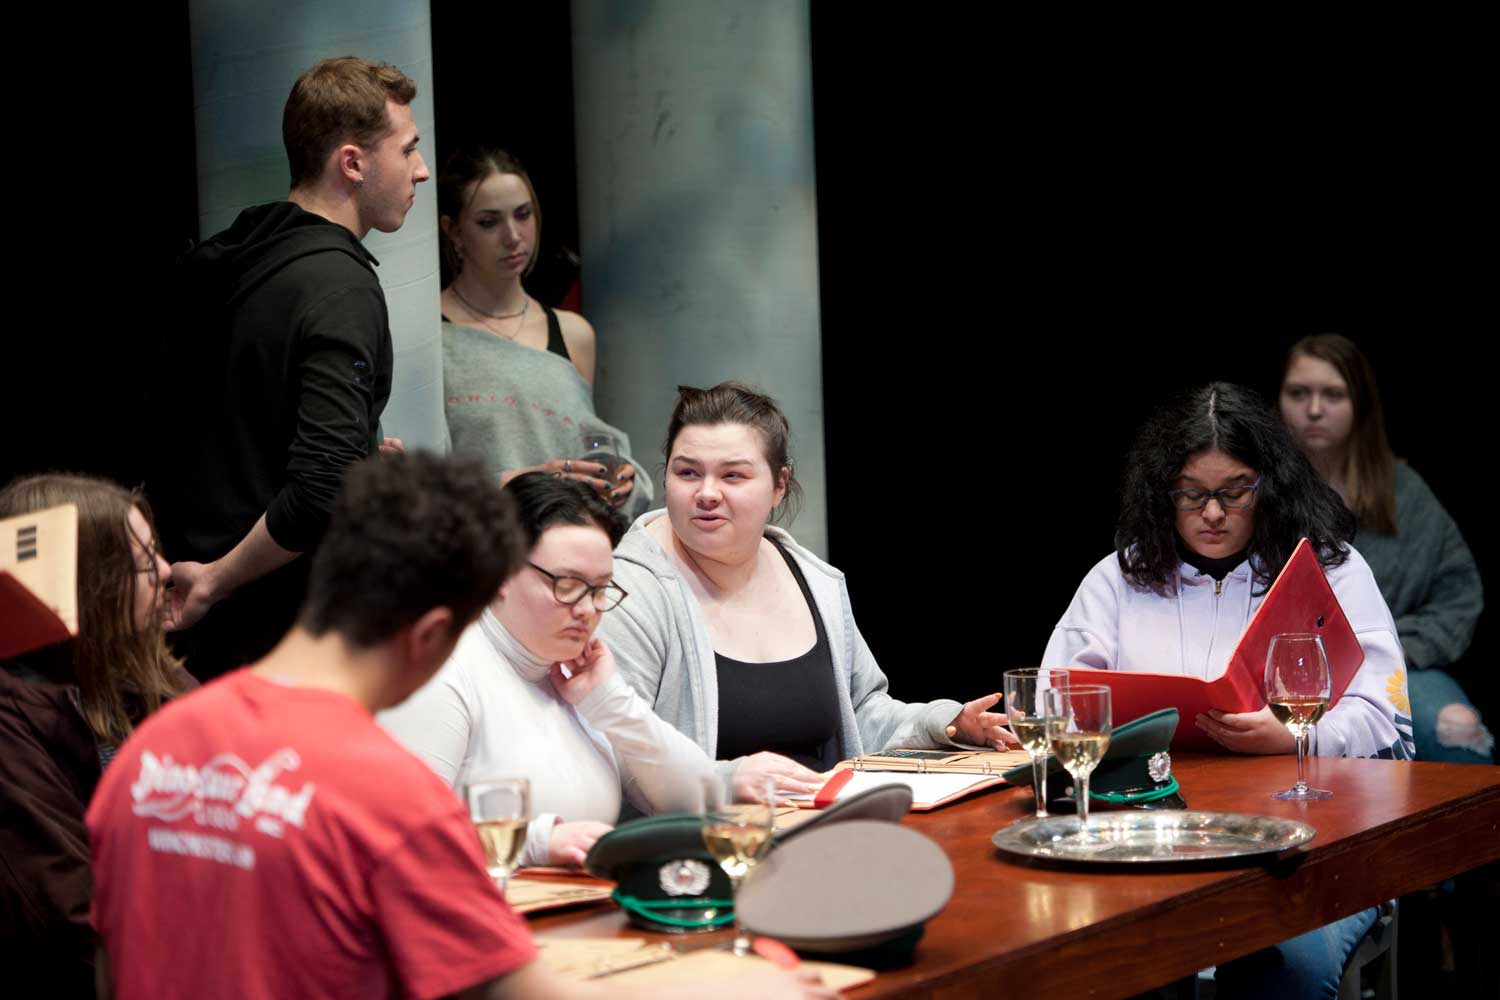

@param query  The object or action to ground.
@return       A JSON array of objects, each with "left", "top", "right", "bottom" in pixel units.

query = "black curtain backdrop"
[
  {"left": 431, "top": 3, "right": 581, "bottom": 305},
  {"left": 810, "top": 13, "right": 1493, "bottom": 723},
  {"left": 8, "top": 4, "right": 198, "bottom": 490}
]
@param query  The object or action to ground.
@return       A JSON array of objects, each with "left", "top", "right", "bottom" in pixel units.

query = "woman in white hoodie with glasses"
[{"left": 1041, "top": 381, "right": 1408, "bottom": 1000}]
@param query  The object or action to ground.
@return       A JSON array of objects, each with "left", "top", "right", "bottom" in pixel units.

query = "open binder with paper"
[
  {"left": 792, "top": 748, "right": 1032, "bottom": 811},
  {"left": 1, "top": 504, "right": 79, "bottom": 660},
  {"left": 1062, "top": 538, "right": 1364, "bottom": 751}
]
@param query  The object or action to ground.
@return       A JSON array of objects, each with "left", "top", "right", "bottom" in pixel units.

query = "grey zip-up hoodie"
[{"left": 596, "top": 511, "right": 964, "bottom": 777}]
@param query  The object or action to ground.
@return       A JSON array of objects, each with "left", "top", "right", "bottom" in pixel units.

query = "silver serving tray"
[{"left": 992, "top": 810, "right": 1316, "bottom": 864}]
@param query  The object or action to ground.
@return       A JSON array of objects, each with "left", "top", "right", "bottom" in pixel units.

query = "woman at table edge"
[
  {"left": 1040, "top": 381, "right": 1406, "bottom": 999},
  {"left": 380, "top": 473, "right": 712, "bottom": 867},
  {"left": 597, "top": 381, "right": 1015, "bottom": 801},
  {"left": 1041, "top": 380, "right": 1410, "bottom": 760}
]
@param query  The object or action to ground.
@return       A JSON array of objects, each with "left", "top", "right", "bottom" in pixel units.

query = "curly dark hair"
[
  {"left": 1116, "top": 382, "right": 1355, "bottom": 594},
  {"left": 506, "top": 471, "right": 625, "bottom": 550},
  {"left": 299, "top": 452, "right": 524, "bottom": 646}
]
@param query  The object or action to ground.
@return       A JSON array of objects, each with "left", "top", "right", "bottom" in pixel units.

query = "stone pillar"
[
  {"left": 571, "top": 0, "right": 827, "bottom": 554},
  {"left": 188, "top": 0, "right": 445, "bottom": 449}
]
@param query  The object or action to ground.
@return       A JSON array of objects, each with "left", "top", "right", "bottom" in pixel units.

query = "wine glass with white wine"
[
  {"left": 1265, "top": 633, "right": 1334, "bottom": 801},
  {"left": 1004, "top": 667, "right": 1069, "bottom": 819},
  {"left": 466, "top": 777, "right": 531, "bottom": 891},
  {"left": 1042, "top": 684, "right": 1112, "bottom": 837},
  {"left": 700, "top": 775, "right": 775, "bottom": 956}
]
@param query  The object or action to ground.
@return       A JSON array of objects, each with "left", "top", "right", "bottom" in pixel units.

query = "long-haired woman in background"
[
  {"left": 1, "top": 473, "right": 194, "bottom": 995},
  {"left": 438, "top": 147, "right": 650, "bottom": 516},
  {"left": 1280, "top": 334, "right": 1491, "bottom": 764}
]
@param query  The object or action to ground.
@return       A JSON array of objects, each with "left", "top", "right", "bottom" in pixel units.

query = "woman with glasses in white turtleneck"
[{"left": 380, "top": 473, "right": 712, "bottom": 868}]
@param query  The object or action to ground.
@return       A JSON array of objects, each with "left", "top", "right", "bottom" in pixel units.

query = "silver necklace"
[{"left": 453, "top": 284, "right": 530, "bottom": 338}]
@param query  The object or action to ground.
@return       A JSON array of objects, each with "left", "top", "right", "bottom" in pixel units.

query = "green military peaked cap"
[
  {"left": 1001, "top": 707, "right": 1186, "bottom": 810},
  {"left": 585, "top": 814, "right": 734, "bottom": 933},
  {"left": 584, "top": 784, "right": 914, "bottom": 933}
]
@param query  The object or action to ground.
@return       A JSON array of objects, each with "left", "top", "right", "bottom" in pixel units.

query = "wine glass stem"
[
  {"left": 1294, "top": 729, "right": 1309, "bottom": 793},
  {"left": 1077, "top": 772, "right": 1090, "bottom": 829},
  {"left": 730, "top": 873, "right": 750, "bottom": 956},
  {"left": 1031, "top": 756, "right": 1049, "bottom": 818}
]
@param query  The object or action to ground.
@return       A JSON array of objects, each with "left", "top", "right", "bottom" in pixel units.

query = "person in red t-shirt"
[{"left": 88, "top": 451, "right": 831, "bottom": 1000}]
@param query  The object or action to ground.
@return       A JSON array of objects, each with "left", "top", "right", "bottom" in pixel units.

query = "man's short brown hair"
[{"left": 283, "top": 56, "right": 418, "bottom": 188}]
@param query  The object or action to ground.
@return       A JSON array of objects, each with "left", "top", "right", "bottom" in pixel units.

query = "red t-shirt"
[{"left": 86, "top": 671, "right": 536, "bottom": 1000}]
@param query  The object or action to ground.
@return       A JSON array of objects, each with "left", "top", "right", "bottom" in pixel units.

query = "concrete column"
[
  {"left": 188, "top": 0, "right": 445, "bottom": 449},
  {"left": 571, "top": 0, "right": 827, "bottom": 555}
]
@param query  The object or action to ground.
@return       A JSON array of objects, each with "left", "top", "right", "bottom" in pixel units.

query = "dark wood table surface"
[{"left": 532, "top": 755, "right": 1500, "bottom": 998}]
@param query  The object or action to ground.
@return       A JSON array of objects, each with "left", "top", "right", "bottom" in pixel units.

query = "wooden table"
[{"left": 533, "top": 755, "right": 1500, "bottom": 998}]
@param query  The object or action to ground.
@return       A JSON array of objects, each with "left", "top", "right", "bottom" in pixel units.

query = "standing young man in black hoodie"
[{"left": 155, "top": 57, "right": 430, "bottom": 682}]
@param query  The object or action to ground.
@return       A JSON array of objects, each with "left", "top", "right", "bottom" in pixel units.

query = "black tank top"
[{"left": 714, "top": 540, "right": 841, "bottom": 772}]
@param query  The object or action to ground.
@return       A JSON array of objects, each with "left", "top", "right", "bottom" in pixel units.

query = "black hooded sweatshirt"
[{"left": 153, "top": 202, "right": 393, "bottom": 678}]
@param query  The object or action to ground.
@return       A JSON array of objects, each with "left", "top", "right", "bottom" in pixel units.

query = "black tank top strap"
[
  {"left": 769, "top": 537, "right": 829, "bottom": 648},
  {"left": 542, "top": 304, "right": 572, "bottom": 362}
]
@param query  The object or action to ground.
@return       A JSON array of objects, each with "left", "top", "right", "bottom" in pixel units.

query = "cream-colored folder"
[{"left": 0, "top": 503, "right": 78, "bottom": 659}]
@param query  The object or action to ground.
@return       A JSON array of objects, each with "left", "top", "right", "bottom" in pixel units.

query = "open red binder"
[{"left": 1065, "top": 538, "right": 1364, "bottom": 751}]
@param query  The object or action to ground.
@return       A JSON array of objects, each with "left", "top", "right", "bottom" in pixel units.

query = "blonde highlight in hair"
[{"left": 0, "top": 474, "right": 187, "bottom": 744}]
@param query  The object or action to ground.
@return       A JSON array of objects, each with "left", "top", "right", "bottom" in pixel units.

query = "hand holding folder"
[{"left": 1063, "top": 539, "right": 1364, "bottom": 751}]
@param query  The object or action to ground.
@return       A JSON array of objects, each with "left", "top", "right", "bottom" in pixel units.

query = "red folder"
[
  {"left": 0, "top": 572, "right": 74, "bottom": 659},
  {"left": 1066, "top": 539, "right": 1364, "bottom": 751}
]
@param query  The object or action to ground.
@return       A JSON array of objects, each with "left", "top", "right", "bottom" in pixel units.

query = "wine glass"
[
  {"left": 1003, "top": 667, "right": 1069, "bottom": 819},
  {"left": 1041, "top": 685, "right": 1112, "bottom": 836},
  {"left": 465, "top": 777, "right": 530, "bottom": 891},
  {"left": 700, "top": 775, "right": 775, "bottom": 956},
  {"left": 1265, "top": 633, "right": 1334, "bottom": 801}
]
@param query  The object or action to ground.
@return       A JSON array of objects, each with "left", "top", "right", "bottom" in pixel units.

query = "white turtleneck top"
[{"left": 379, "top": 609, "right": 712, "bottom": 865}]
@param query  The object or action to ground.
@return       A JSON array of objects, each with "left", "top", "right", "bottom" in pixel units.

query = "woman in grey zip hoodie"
[{"left": 595, "top": 383, "right": 1013, "bottom": 799}]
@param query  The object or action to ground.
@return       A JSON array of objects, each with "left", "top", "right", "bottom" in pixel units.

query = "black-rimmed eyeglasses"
[
  {"left": 527, "top": 562, "right": 628, "bottom": 611},
  {"left": 1168, "top": 475, "right": 1263, "bottom": 511}
]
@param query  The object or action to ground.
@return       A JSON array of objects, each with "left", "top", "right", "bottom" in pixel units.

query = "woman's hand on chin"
[
  {"left": 946, "top": 693, "right": 1021, "bottom": 749},
  {"left": 549, "top": 638, "right": 615, "bottom": 705},
  {"left": 1196, "top": 707, "right": 1298, "bottom": 754},
  {"left": 732, "top": 752, "right": 824, "bottom": 802},
  {"left": 548, "top": 820, "right": 613, "bottom": 866}
]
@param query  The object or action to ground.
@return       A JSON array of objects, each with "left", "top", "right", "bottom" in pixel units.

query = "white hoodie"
[{"left": 1041, "top": 546, "right": 1414, "bottom": 759}]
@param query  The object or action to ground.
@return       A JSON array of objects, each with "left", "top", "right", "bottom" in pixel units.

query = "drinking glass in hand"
[
  {"left": 466, "top": 777, "right": 531, "bottom": 890},
  {"left": 1004, "top": 667, "right": 1069, "bottom": 819},
  {"left": 1265, "top": 633, "right": 1333, "bottom": 801},
  {"left": 700, "top": 775, "right": 775, "bottom": 956},
  {"left": 1042, "top": 684, "right": 1112, "bottom": 835},
  {"left": 579, "top": 428, "right": 625, "bottom": 481}
]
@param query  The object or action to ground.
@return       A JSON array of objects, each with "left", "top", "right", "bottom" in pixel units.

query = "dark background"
[{"left": 15, "top": 9, "right": 1492, "bottom": 726}]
